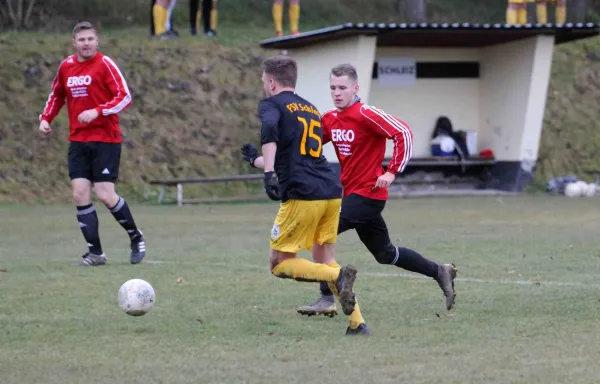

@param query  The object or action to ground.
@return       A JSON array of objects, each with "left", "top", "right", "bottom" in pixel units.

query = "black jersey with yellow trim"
[{"left": 259, "top": 91, "right": 342, "bottom": 202}]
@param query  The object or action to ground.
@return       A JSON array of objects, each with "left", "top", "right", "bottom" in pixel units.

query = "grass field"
[{"left": 1, "top": 195, "right": 600, "bottom": 383}]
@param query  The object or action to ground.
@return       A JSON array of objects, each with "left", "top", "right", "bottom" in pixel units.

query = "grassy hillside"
[
  {"left": 537, "top": 37, "right": 600, "bottom": 187},
  {"left": 0, "top": 28, "right": 279, "bottom": 203},
  {"left": 10, "top": 0, "right": 508, "bottom": 32},
  {"left": 1, "top": 18, "right": 600, "bottom": 203}
]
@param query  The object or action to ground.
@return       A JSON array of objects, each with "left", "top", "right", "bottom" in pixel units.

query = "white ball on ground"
[
  {"left": 118, "top": 279, "right": 155, "bottom": 316},
  {"left": 584, "top": 183, "right": 597, "bottom": 197},
  {"left": 564, "top": 182, "right": 582, "bottom": 198}
]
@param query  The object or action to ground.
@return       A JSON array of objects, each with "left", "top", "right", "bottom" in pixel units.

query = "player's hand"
[
  {"left": 78, "top": 109, "right": 99, "bottom": 124},
  {"left": 39, "top": 120, "right": 52, "bottom": 135},
  {"left": 241, "top": 143, "right": 259, "bottom": 167},
  {"left": 374, "top": 171, "right": 396, "bottom": 190},
  {"left": 263, "top": 171, "right": 281, "bottom": 201}
]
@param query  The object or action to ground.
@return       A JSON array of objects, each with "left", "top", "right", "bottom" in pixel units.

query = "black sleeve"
[{"left": 259, "top": 99, "right": 281, "bottom": 145}]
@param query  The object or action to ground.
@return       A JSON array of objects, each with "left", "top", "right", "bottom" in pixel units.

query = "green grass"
[{"left": 1, "top": 195, "right": 600, "bottom": 383}]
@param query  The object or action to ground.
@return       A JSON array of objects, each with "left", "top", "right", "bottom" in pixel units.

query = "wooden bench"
[
  {"left": 149, "top": 156, "right": 495, "bottom": 206},
  {"left": 148, "top": 174, "right": 264, "bottom": 206},
  {"left": 392, "top": 155, "right": 495, "bottom": 169}
]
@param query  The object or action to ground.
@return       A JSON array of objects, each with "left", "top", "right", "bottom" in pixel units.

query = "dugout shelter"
[{"left": 259, "top": 22, "right": 599, "bottom": 191}]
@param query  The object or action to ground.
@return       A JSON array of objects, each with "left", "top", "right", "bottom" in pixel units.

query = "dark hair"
[
  {"left": 432, "top": 116, "right": 454, "bottom": 138},
  {"left": 261, "top": 55, "right": 297, "bottom": 88},
  {"left": 331, "top": 63, "right": 358, "bottom": 82},
  {"left": 72, "top": 21, "right": 97, "bottom": 38}
]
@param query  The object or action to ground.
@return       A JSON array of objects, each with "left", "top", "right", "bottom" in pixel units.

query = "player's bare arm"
[{"left": 261, "top": 141, "right": 277, "bottom": 174}]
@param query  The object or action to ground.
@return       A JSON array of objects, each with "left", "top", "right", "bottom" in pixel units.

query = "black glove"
[
  {"left": 241, "top": 143, "right": 259, "bottom": 167},
  {"left": 263, "top": 171, "right": 281, "bottom": 201}
]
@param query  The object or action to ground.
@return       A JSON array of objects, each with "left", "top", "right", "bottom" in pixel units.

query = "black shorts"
[
  {"left": 339, "top": 193, "right": 391, "bottom": 254},
  {"left": 68, "top": 142, "right": 121, "bottom": 183}
]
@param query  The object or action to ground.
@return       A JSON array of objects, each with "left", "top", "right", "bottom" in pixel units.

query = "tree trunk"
[
  {"left": 397, "top": 0, "right": 427, "bottom": 23},
  {"left": 1, "top": 0, "right": 37, "bottom": 29}
]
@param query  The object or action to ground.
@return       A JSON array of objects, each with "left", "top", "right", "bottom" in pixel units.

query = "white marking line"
[{"left": 149, "top": 260, "right": 596, "bottom": 288}]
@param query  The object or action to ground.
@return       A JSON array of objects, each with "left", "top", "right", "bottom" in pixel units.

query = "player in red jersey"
[
  {"left": 292, "top": 64, "right": 457, "bottom": 316},
  {"left": 38, "top": 21, "right": 146, "bottom": 267}
]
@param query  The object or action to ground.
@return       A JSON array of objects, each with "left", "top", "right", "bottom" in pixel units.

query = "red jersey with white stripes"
[
  {"left": 40, "top": 52, "right": 132, "bottom": 143},
  {"left": 322, "top": 101, "right": 413, "bottom": 200}
]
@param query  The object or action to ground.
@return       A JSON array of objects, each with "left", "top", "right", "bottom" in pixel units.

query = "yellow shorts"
[{"left": 270, "top": 198, "right": 341, "bottom": 253}]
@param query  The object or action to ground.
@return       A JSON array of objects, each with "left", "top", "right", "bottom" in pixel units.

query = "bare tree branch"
[
  {"left": 5, "top": 0, "right": 19, "bottom": 27},
  {"left": 24, "top": 0, "right": 35, "bottom": 27},
  {"left": 0, "top": 3, "right": 9, "bottom": 21},
  {"left": 17, "top": 0, "right": 23, "bottom": 25}
]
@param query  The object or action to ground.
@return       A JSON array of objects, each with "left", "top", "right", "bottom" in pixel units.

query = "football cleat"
[
  {"left": 336, "top": 264, "right": 358, "bottom": 316},
  {"left": 130, "top": 231, "right": 146, "bottom": 265},
  {"left": 78, "top": 252, "right": 106, "bottom": 266},
  {"left": 346, "top": 323, "right": 371, "bottom": 336},
  {"left": 297, "top": 295, "right": 338, "bottom": 317},
  {"left": 436, "top": 263, "right": 457, "bottom": 310}
]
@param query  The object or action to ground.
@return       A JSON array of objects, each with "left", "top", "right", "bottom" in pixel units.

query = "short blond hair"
[
  {"left": 331, "top": 64, "right": 358, "bottom": 82},
  {"left": 72, "top": 21, "right": 97, "bottom": 38}
]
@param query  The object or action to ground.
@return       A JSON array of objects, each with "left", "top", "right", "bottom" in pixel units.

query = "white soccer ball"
[
  {"left": 576, "top": 181, "right": 588, "bottom": 195},
  {"left": 584, "top": 182, "right": 597, "bottom": 197},
  {"left": 118, "top": 279, "right": 155, "bottom": 316},
  {"left": 564, "top": 182, "right": 581, "bottom": 198}
]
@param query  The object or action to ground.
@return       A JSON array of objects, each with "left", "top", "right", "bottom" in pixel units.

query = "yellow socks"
[
  {"left": 506, "top": 7, "right": 517, "bottom": 24},
  {"left": 272, "top": 2, "right": 283, "bottom": 35},
  {"left": 326, "top": 262, "right": 365, "bottom": 330},
  {"left": 289, "top": 3, "right": 300, "bottom": 34},
  {"left": 556, "top": 5, "right": 566, "bottom": 24},
  {"left": 272, "top": 258, "right": 339, "bottom": 282},
  {"left": 210, "top": 0, "right": 218, "bottom": 30},
  {"left": 517, "top": 6, "right": 527, "bottom": 24},
  {"left": 153, "top": 5, "right": 167, "bottom": 35},
  {"left": 536, "top": 2, "right": 548, "bottom": 23}
]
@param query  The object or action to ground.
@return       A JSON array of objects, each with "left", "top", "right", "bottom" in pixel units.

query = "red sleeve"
[
  {"left": 97, "top": 56, "right": 132, "bottom": 116},
  {"left": 359, "top": 104, "right": 413, "bottom": 174},
  {"left": 321, "top": 112, "right": 333, "bottom": 145},
  {"left": 40, "top": 63, "right": 66, "bottom": 123}
]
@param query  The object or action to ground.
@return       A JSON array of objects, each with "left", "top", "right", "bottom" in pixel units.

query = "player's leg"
[
  {"left": 555, "top": 0, "right": 566, "bottom": 24},
  {"left": 269, "top": 200, "right": 357, "bottom": 311},
  {"left": 69, "top": 142, "right": 106, "bottom": 266},
  {"left": 288, "top": 0, "right": 300, "bottom": 35},
  {"left": 153, "top": 0, "right": 170, "bottom": 36},
  {"left": 272, "top": 0, "right": 284, "bottom": 37},
  {"left": 296, "top": 216, "right": 355, "bottom": 317},
  {"left": 208, "top": 0, "right": 218, "bottom": 36},
  {"left": 189, "top": 0, "right": 199, "bottom": 35},
  {"left": 166, "top": 0, "right": 178, "bottom": 35},
  {"left": 356, "top": 212, "right": 457, "bottom": 310},
  {"left": 150, "top": 0, "right": 156, "bottom": 36},
  {"left": 536, "top": 0, "right": 548, "bottom": 23},
  {"left": 201, "top": 0, "right": 216, "bottom": 35},
  {"left": 506, "top": 0, "right": 521, "bottom": 24},
  {"left": 314, "top": 199, "right": 369, "bottom": 335},
  {"left": 91, "top": 143, "right": 146, "bottom": 264}
]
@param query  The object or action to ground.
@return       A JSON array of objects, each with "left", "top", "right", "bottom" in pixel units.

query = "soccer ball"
[
  {"left": 584, "top": 183, "right": 597, "bottom": 197},
  {"left": 118, "top": 279, "right": 155, "bottom": 316},
  {"left": 565, "top": 182, "right": 582, "bottom": 197}
]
